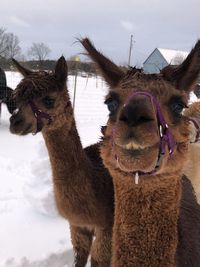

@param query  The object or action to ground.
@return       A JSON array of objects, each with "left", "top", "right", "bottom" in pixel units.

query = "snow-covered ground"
[
  {"left": 0, "top": 71, "right": 199, "bottom": 267},
  {"left": 0, "top": 72, "right": 108, "bottom": 267}
]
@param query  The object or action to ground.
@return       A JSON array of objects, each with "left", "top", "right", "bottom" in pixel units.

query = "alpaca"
[
  {"left": 81, "top": 38, "right": 200, "bottom": 266},
  {"left": 0, "top": 67, "right": 16, "bottom": 116},
  {"left": 9, "top": 58, "right": 114, "bottom": 267},
  {"left": 184, "top": 101, "right": 200, "bottom": 203}
]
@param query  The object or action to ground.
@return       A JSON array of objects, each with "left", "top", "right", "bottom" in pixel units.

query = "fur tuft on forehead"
[
  {"left": 13, "top": 72, "right": 63, "bottom": 102},
  {"left": 119, "top": 72, "right": 165, "bottom": 91}
]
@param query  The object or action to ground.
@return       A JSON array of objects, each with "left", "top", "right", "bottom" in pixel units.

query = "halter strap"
[
  {"left": 125, "top": 91, "right": 176, "bottom": 156},
  {"left": 189, "top": 117, "right": 200, "bottom": 143},
  {"left": 29, "top": 100, "right": 53, "bottom": 135},
  {"left": 112, "top": 91, "right": 177, "bottom": 180}
]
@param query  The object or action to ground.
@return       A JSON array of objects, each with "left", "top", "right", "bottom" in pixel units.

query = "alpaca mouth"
[
  {"left": 112, "top": 141, "right": 160, "bottom": 173},
  {"left": 19, "top": 123, "right": 33, "bottom": 135},
  {"left": 10, "top": 123, "right": 32, "bottom": 136},
  {"left": 115, "top": 141, "right": 157, "bottom": 157},
  {"left": 120, "top": 141, "right": 146, "bottom": 151}
]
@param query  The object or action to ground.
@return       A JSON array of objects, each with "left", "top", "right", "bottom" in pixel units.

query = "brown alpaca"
[
  {"left": 184, "top": 101, "right": 200, "bottom": 203},
  {"left": 81, "top": 38, "right": 200, "bottom": 267},
  {"left": 9, "top": 58, "right": 114, "bottom": 267}
]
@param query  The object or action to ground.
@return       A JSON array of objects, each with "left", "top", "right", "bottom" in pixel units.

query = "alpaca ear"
[
  {"left": 80, "top": 38, "right": 124, "bottom": 88},
  {"left": 161, "top": 40, "right": 200, "bottom": 93},
  {"left": 55, "top": 56, "right": 68, "bottom": 83},
  {"left": 12, "top": 58, "right": 32, "bottom": 77}
]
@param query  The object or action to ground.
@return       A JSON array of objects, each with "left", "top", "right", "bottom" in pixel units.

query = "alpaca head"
[
  {"left": 9, "top": 56, "right": 71, "bottom": 135},
  {"left": 81, "top": 38, "right": 200, "bottom": 179},
  {"left": 184, "top": 102, "right": 200, "bottom": 144}
]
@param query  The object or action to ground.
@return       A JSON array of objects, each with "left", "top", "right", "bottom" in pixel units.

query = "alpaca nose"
[
  {"left": 119, "top": 98, "right": 154, "bottom": 127},
  {"left": 10, "top": 113, "right": 23, "bottom": 126}
]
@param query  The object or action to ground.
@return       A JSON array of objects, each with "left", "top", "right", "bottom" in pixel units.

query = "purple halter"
[
  {"left": 189, "top": 117, "right": 200, "bottom": 143},
  {"left": 29, "top": 100, "right": 52, "bottom": 134},
  {"left": 112, "top": 91, "right": 177, "bottom": 180}
]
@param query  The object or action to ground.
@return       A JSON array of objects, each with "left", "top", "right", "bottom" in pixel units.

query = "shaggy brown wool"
[
  {"left": 81, "top": 38, "right": 200, "bottom": 267},
  {"left": 10, "top": 58, "right": 114, "bottom": 267}
]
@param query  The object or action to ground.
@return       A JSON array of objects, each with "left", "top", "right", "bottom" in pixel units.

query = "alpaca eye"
[
  {"left": 171, "top": 101, "right": 185, "bottom": 117},
  {"left": 105, "top": 98, "right": 119, "bottom": 114},
  {"left": 42, "top": 96, "right": 55, "bottom": 109}
]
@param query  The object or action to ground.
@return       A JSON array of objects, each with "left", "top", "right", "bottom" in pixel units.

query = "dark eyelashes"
[
  {"left": 104, "top": 97, "right": 119, "bottom": 114},
  {"left": 169, "top": 97, "right": 187, "bottom": 118},
  {"left": 42, "top": 96, "right": 55, "bottom": 109}
]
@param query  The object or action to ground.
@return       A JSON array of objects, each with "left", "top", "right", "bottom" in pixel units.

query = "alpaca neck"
[
  {"left": 42, "top": 118, "right": 89, "bottom": 184},
  {"left": 112, "top": 172, "right": 181, "bottom": 267},
  {"left": 42, "top": 114, "right": 92, "bottom": 220}
]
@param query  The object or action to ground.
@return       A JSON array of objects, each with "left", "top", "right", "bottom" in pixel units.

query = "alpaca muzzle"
[{"left": 112, "top": 91, "right": 177, "bottom": 183}]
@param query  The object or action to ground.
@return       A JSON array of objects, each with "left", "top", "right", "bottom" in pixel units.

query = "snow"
[
  {"left": 0, "top": 72, "right": 108, "bottom": 267},
  {"left": 158, "top": 48, "right": 189, "bottom": 65},
  {"left": 189, "top": 91, "right": 200, "bottom": 104}
]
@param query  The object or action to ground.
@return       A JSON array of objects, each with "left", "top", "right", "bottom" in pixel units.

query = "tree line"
[
  {"left": 0, "top": 28, "right": 51, "bottom": 62},
  {"left": 0, "top": 27, "right": 117, "bottom": 75}
]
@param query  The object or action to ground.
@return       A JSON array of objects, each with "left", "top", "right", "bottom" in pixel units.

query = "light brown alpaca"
[
  {"left": 9, "top": 57, "right": 114, "bottom": 267},
  {"left": 184, "top": 101, "right": 200, "bottom": 203},
  {"left": 81, "top": 38, "right": 200, "bottom": 267}
]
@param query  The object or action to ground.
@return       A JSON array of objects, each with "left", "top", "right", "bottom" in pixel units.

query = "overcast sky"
[{"left": 1, "top": 0, "right": 199, "bottom": 66}]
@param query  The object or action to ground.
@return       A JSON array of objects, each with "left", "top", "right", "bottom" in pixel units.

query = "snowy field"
[
  {"left": 0, "top": 71, "right": 199, "bottom": 267},
  {"left": 0, "top": 72, "right": 108, "bottom": 267}
]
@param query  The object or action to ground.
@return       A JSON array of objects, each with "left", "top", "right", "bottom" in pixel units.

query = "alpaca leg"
[
  {"left": 70, "top": 225, "right": 94, "bottom": 267},
  {"left": 90, "top": 227, "right": 112, "bottom": 267}
]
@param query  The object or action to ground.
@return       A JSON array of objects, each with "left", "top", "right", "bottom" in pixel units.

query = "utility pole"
[
  {"left": 128, "top": 34, "right": 134, "bottom": 66},
  {"left": 72, "top": 55, "right": 80, "bottom": 111}
]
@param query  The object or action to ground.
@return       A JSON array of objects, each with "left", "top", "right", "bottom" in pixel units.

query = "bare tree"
[
  {"left": 4, "top": 32, "right": 21, "bottom": 59},
  {"left": 0, "top": 27, "right": 8, "bottom": 57},
  {"left": 28, "top": 42, "right": 51, "bottom": 62}
]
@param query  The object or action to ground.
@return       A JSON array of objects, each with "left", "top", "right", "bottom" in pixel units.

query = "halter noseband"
[
  {"left": 189, "top": 117, "right": 200, "bottom": 143},
  {"left": 29, "top": 100, "right": 53, "bottom": 135},
  {"left": 112, "top": 91, "right": 177, "bottom": 183}
]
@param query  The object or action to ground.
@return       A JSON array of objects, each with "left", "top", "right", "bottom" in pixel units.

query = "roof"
[{"left": 158, "top": 48, "right": 189, "bottom": 65}]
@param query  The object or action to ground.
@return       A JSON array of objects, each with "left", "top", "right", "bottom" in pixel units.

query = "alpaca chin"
[{"left": 10, "top": 123, "right": 33, "bottom": 136}]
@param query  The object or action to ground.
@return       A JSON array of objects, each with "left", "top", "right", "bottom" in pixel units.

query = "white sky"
[{"left": 1, "top": 0, "right": 199, "bottom": 66}]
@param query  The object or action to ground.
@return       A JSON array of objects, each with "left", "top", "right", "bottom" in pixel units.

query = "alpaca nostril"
[
  {"left": 136, "top": 116, "right": 154, "bottom": 124},
  {"left": 119, "top": 105, "right": 154, "bottom": 127},
  {"left": 10, "top": 115, "right": 23, "bottom": 126}
]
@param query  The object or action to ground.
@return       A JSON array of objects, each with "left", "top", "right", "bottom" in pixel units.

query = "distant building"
[{"left": 143, "top": 48, "right": 189, "bottom": 74}]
